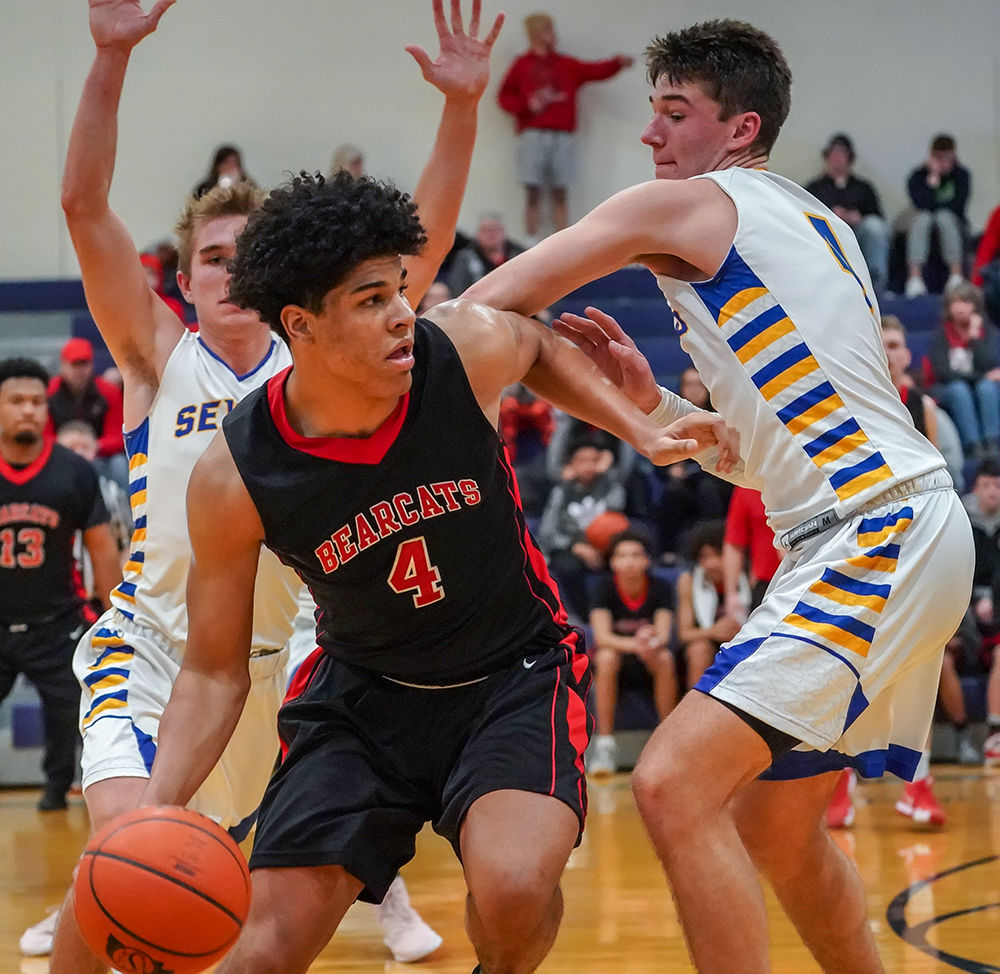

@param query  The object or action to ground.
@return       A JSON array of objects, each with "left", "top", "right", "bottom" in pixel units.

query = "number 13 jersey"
[
  {"left": 223, "top": 318, "right": 573, "bottom": 685},
  {"left": 657, "top": 167, "right": 946, "bottom": 538}
]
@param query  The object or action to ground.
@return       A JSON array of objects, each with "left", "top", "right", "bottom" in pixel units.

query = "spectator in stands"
[
  {"left": 500, "top": 382, "right": 555, "bottom": 518},
  {"left": 447, "top": 212, "right": 525, "bottom": 295},
  {"left": 964, "top": 458, "right": 1000, "bottom": 767},
  {"left": 329, "top": 143, "right": 366, "bottom": 180},
  {"left": 971, "top": 203, "right": 1000, "bottom": 322},
  {"left": 675, "top": 520, "right": 745, "bottom": 689},
  {"left": 497, "top": 12, "right": 632, "bottom": 240},
  {"left": 415, "top": 280, "right": 452, "bottom": 315},
  {"left": 904, "top": 134, "right": 970, "bottom": 298},
  {"left": 805, "top": 134, "right": 889, "bottom": 292},
  {"left": 924, "top": 281, "right": 1000, "bottom": 458},
  {"left": 652, "top": 367, "right": 731, "bottom": 554},
  {"left": 881, "top": 314, "right": 964, "bottom": 491},
  {"left": 192, "top": 144, "right": 253, "bottom": 199},
  {"left": 55, "top": 420, "right": 133, "bottom": 559},
  {"left": 46, "top": 338, "right": 127, "bottom": 488},
  {"left": 0, "top": 358, "right": 120, "bottom": 812},
  {"left": 588, "top": 529, "right": 676, "bottom": 776},
  {"left": 722, "top": 486, "right": 780, "bottom": 622},
  {"left": 537, "top": 438, "right": 627, "bottom": 621}
]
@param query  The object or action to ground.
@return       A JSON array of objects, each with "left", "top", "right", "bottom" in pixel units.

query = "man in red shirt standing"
[
  {"left": 722, "top": 486, "right": 782, "bottom": 622},
  {"left": 497, "top": 12, "right": 631, "bottom": 239},
  {"left": 46, "top": 337, "right": 127, "bottom": 489}
]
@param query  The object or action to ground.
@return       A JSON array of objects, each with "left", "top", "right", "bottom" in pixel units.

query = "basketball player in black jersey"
[
  {"left": 0, "top": 359, "right": 120, "bottom": 812},
  {"left": 142, "top": 173, "right": 736, "bottom": 974}
]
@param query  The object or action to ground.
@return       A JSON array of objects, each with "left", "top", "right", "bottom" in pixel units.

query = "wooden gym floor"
[{"left": 3, "top": 765, "right": 999, "bottom": 973}]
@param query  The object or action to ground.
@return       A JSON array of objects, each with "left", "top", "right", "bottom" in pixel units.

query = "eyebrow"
[
  {"left": 198, "top": 243, "right": 231, "bottom": 256},
  {"left": 349, "top": 266, "right": 408, "bottom": 295},
  {"left": 650, "top": 93, "right": 692, "bottom": 106}
]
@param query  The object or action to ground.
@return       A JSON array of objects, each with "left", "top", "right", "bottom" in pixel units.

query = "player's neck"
[
  {"left": 197, "top": 322, "right": 274, "bottom": 376},
  {"left": 616, "top": 573, "right": 647, "bottom": 598},
  {"left": 712, "top": 147, "right": 770, "bottom": 173},
  {"left": 0, "top": 436, "right": 44, "bottom": 467},
  {"left": 282, "top": 367, "right": 402, "bottom": 440}
]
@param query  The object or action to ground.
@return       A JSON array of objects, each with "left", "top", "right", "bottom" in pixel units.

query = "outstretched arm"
[
  {"left": 403, "top": 0, "right": 503, "bottom": 306},
  {"left": 142, "top": 432, "right": 263, "bottom": 809},
  {"left": 463, "top": 177, "right": 735, "bottom": 315},
  {"left": 61, "top": 0, "right": 183, "bottom": 424}
]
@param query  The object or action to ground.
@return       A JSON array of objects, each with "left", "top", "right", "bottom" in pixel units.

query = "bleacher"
[{"left": 1, "top": 275, "right": 988, "bottom": 771}]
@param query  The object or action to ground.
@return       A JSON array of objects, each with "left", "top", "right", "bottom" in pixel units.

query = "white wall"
[{"left": 1, "top": 0, "right": 998, "bottom": 280}]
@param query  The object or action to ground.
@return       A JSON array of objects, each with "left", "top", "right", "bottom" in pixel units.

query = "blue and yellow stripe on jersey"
[
  {"left": 693, "top": 248, "right": 893, "bottom": 502},
  {"left": 81, "top": 628, "right": 136, "bottom": 729},
  {"left": 771, "top": 507, "right": 912, "bottom": 731},
  {"left": 112, "top": 418, "right": 150, "bottom": 620}
]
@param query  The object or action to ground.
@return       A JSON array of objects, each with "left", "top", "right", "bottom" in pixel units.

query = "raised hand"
[
  {"left": 406, "top": 0, "right": 504, "bottom": 103},
  {"left": 89, "top": 0, "right": 176, "bottom": 53},
  {"left": 554, "top": 306, "right": 661, "bottom": 413}
]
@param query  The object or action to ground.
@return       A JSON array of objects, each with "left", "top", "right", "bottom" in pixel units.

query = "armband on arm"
[{"left": 647, "top": 386, "right": 750, "bottom": 487}]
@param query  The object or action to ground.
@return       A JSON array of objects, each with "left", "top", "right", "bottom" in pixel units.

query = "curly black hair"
[
  {"left": 0, "top": 357, "right": 48, "bottom": 390},
  {"left": 227, "top": 170, "right": 426, "bottom": 339},
  {"left": 645, "top": 20, "right": 791, "bottom": 154}
]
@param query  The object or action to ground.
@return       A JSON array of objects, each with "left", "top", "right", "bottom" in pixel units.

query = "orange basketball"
[
  {"left": 584, "top": 511, "right": 630, "bottom": 556},
  {"left": 73, "top": 806, "right": 251, "bottom": 974}
]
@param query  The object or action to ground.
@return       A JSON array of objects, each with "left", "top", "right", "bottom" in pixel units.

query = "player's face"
[
  {"left": 975, "top": 475, "right": 1000, "bottom": 516},
  {"left": 0, "top": 377, "right": 48, "bottom": 446},
  {"left": 178, "top": 215, "right": 261, "bottom": 332},
  {"left": 610, "top": 540, "right": 649, "bottom": 579},
  {"left": 308, "top": 256, "right": 416, "bottom": 399},
  {"left": 696, "top": 544, "right": 723, "bottom": 583},
  {"left": 642, "top": 77, "right": 742, "bottom": 180},
  {"left": 881, "top": 330, "right": 911, "bottom": 380}
]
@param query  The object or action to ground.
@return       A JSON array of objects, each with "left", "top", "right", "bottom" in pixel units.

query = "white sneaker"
[
  {"left": 957, "top": 734, "right": 982, "bottom": 766},
  {"left": 904, "top": 275, "right": 928, "bottom": 299},
  {"left": 20, "top": 907, "right": 59, "bottom": 956},
  {"left": 945, "top": 272, "right": 966, "bottom": 293},
  {"left": 984, "top": 730, "right": 1000, "bottom": 768},
  {"left": 376, "top": 876, "right": 442, "bottom": 963},
  {"left": 589, "top": 734, "right": 618, "bottom": 777}
]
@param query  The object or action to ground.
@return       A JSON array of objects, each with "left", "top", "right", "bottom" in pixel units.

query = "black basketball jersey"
[
  {"left": 224, "top": 318, "right": 573, "bottom": 683},
  {"left": 0, "top": 441, "right": 109, "bottom": 623},
  {"left": 590, "top": 572, "right": 674, "bottom": 638}
]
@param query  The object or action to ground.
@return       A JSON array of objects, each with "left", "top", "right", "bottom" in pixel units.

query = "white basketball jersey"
[
  {"left": 656, "top": 167, "right": 945, "bottom": 536},
  {"left": 111, "top": 330, "right": 299, "bottom": 650}
]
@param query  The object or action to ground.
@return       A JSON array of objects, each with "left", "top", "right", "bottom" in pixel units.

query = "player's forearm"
[
  {"left": 143, "top": 664, "right": 250, "bottom": 809},
  {"left": 410, "top": 97, "right": 479, "bottom": 299},
  {"left": 61, "top": 48, "right": 129, "bottom": 218}
]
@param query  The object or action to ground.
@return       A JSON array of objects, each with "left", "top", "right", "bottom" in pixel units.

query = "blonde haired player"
[
  {"left": 29, "top": 0, "right": 504, "bottom": 969},
  {"left": 467, "top": 18, "right": 974, "bottom": 974}
]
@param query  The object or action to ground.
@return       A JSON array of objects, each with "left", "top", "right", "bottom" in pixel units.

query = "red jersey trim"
[
  {"left": 266, "top": 367, "right": 409, "bottom": 465},
  {"left": 0, "top": 439, "right": 53, "bottom": 485},
  {"left": 614, "top": 576, "right": 649, "bottom": 613}
]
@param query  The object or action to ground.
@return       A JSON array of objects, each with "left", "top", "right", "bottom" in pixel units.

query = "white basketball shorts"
[
  {"left": 696, "top": 483, "right": 973, "bottom": 781},
  {"left": 74, "top": 608, "right": 289, "bottom": 831}
]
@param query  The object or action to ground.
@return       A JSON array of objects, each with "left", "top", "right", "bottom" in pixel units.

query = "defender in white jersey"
[
  {"left": 467, "top": 19, "right": 975, "bottom": 974},
  {"left": 44, "top": 0, "right": 501, "bottom": 969}
]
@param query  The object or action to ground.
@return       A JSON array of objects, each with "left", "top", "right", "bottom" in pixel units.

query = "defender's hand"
[
  {"left": 89, "top": 0, "right": 176, "bottom": 53},
  {"left": 554, "top": 307, "right": 660, "bottom": 413},
  {"left": 406, "top": 0, "right": 504, "bottom": 103}
]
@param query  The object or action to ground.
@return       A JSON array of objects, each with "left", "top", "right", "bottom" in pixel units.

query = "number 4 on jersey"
[{"left": 388, "top": 536, "right": 445, "bottom": 607}]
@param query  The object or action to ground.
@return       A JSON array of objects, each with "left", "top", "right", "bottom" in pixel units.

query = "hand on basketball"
[
  {"left": 555, "top": 307, "right": 661, "bottom": 414},
  {"left": 89, "top": 0, "right": 176, "bottom": 53},
  {"left": 406, "top": 0, "right": 504, "bottom": 103}
]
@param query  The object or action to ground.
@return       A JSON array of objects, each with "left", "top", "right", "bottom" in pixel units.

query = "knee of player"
[
  {"left": 470, "top": 869, "right": 561, "bottom": 937},
  {"left": 594, "top": 647, "right": 621, "bottom": 673},
  {"left": 630, "top": 748, "right": 696, "bottom": 830}
]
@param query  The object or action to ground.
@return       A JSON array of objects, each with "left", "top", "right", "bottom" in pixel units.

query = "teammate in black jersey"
[
  {"left": 142, "top": 173, "right": 737, "bottom": 974},
  {"left": 0, "top": 359, "right": 120, "bottom": 811}
]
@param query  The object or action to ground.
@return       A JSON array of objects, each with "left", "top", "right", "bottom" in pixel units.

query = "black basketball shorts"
[{"left": 248, "top": 633, "right": 592, "bottom": 902}]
